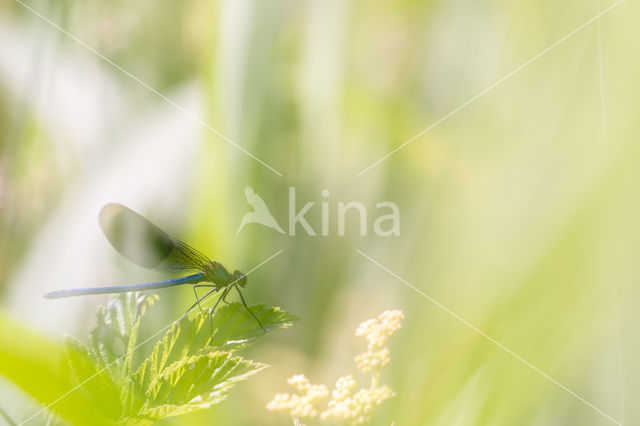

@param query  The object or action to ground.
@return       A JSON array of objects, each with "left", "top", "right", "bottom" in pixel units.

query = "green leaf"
[
  {"left": 63, "top": 335, "right": 121, "bottom": 419},
  {"left": 135, "top": 302, "right": 298, "bottom": 389},
  {"left": 208, "top": 303, "right": 300, "bottom": 350},
  {"left": 136, "top": 351, "right": 266, "bottom": 422},
  {"left": 88, "top": 293, "right": 158, "bottom": 374},
  {"left": 60, "top": 293, "right": 298, "bottom": 424}
]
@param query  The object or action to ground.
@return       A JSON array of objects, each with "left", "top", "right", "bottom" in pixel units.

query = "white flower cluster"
[
  {"left": 356, "top": 310, "right": 404, "bottom": 350},
  {"left": 266, "top": 309, "right": 404, "bottom": 425},
  {"left": 355, "top": 310, "right": 404, "bottom": 374},
  {"left": 266, "top": 374, "right": 329, "bottom": 417},
  {"left": 321, "top": 375, "right": 395, "bottom": 425}
]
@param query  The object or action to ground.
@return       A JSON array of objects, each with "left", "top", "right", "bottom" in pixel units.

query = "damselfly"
[{"left": 44, "top": 203, "right": 264, "bottom": 330}]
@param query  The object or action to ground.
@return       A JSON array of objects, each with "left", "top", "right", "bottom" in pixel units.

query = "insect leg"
[
  {"left": 192, "top": 284, "right": 218, "bottom": 311},
  {"left": 207, "top": 286, "right": 233, "bottom": 340},
  {"left": 235, "top": 285, "right": 266, "bottom": 332},
  {"left": 212, "top": 286, "right": 231, "bottom": 312},
  {"left": 185, "top": 286, "right": 220, "bottom": 316}
]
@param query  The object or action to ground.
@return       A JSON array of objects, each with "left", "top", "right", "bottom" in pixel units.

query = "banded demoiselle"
[{"left": 44, "top": 203, "right": 264, "bottom": 329}]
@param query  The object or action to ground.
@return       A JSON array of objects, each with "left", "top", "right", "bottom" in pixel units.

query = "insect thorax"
[{"left": 203, "top": 261, "right": 232, "bottom": 287}]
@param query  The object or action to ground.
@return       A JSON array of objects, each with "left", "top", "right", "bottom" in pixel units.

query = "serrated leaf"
[
  {"left": 208, "top": 303, "right": 299, "bottom": 350},
  {"left": 64, "top": 292, "right": 298, "bottom": 424},
  {"left": 133, "top": 309, "right": 209, "bottom": 390},
  {"left": 88, "top": 293, "right": 158, "bottom": 379},
  {"left": 64, "top": 293, "right": 161, "bottom": 421},
  {"left": 133, "top": 303, "right": 298, "bottom": 393},
  {"left": 136, "top": 351, "right": 266, "bottom": 421},
  {"left": 63, "top": 335, "right": 121, "bottom": 420}
]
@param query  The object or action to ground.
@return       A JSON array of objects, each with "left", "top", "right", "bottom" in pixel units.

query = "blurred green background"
[{"left": 0, "top": 0, "right": 638, "bottom": 424}]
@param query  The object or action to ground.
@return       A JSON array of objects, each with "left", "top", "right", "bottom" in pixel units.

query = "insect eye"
[{"left": 232, "top": 271, "right": 247, "bottom": 287}]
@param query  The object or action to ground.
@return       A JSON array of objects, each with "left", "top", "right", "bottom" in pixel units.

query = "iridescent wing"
[{"left": 98, "top": 203, "right": 213, "bottom": 272}]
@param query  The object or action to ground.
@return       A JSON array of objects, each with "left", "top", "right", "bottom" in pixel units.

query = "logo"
[
  {"left": 236, "top": 187, "right": 400, "bottom": 237},
  {"left": 236, "top": 187, "right": 286, "bottom": 235}
]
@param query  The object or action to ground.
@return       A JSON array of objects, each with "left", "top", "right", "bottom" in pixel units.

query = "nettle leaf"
[
  {"left": 64, "top": 335, "right": 121, "bottom": 420},
  {"left": 89, "top": 293, "right": 158, "bottom": 373},
  {"left": 135, "top": 302, "right": 299, "bottom": 388},
  {"left": 135, "top": 351, "right": 266, "bottom": 422},
  {"left": 63, "top": 292, "right": 298, "bottom": 424},
  {"left": 209, "top": 303, "right": 299, "bottom": 350}
]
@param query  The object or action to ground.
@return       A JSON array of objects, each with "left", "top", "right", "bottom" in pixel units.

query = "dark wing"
[{"left": 98, "top": 203, "right": 213, "bottom": 272}]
